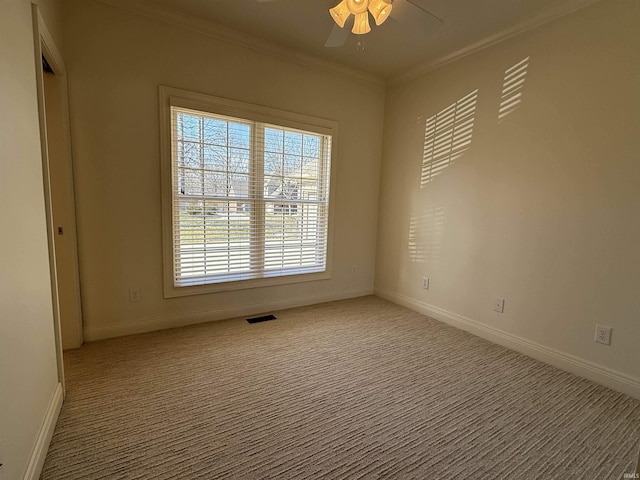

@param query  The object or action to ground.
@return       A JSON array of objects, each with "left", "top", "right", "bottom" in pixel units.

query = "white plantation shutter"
[{"left": 169, "top": 106, "right": 331, "bottom": 288}]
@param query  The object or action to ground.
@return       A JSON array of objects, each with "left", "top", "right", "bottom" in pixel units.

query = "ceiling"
[{"left": 121, "top": 0, "right": 597, "bottom": 79}]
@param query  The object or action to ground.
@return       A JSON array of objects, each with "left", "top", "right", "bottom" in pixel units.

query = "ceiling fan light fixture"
[
  {"left": 329, "top": 0, "right": 350, "bottom": 28},
  {"left": 352, "top": 11, "right": 371, "bottom": 34},
  {"left": 368, "top": 0, "right": 393, "bottom": 26},
  {"left": 346, "top": 0, "right": 369, "bottom": 15}
]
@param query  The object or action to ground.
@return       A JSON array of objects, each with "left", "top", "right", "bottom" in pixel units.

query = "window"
[{"left": 159, "top": 87, "right": 336, "bottom": 296}]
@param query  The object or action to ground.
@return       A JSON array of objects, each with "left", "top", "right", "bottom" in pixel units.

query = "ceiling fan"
[{"left": 257, "top": 0, "right": 443, "bottom": 48}]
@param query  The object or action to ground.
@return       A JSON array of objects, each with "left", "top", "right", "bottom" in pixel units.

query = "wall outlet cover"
[
  {"left": 129, "top": 288, "right": 141, "bottom": 302},
  {"left": 594, "top": 324, "right": 612, "bottom": 345}
]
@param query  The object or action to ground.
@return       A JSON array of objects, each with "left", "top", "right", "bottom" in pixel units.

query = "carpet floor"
[{"left": 41, "top": 296, "right": 640, "bottom": 479}]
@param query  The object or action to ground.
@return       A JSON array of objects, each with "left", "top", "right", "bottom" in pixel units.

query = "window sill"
[{"left": 163, "top": 269, "right": 331, "bottom": 298}]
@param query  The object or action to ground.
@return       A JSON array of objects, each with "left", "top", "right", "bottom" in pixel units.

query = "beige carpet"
[{"left": 42, "top": 296, "right": 640, "bottom": 479}]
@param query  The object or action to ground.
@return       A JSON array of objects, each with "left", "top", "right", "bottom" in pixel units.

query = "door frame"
[{"left": 32, "top": 4, "right": 83, "bottom": 392}]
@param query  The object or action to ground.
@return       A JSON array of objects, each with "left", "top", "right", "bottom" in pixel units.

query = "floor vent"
[{"left": 246, "top": 314, "right": 277, "bottom": 324}]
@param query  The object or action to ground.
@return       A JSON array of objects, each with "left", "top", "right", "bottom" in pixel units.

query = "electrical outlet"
[
  {"left": 594, "top": 324, "right": 612, "bottom": 345},
  {"left": 494, "top": 298, "right": 505, "bottom": 313},
  {"left": 129, "top": 288, "right": 141, "bottom": 303},
  {"left": 422, "top": 277, "right": 429, "bottom": 289}
]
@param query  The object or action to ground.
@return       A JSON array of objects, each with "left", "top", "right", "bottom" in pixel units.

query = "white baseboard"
[
  {"left": 23, "top": 382, "right": 63, "bottom": 480},
  {"left": 375, "top": 287, "right": 640, "bottom": 400},
  {"left": 84, "top": 288, "right": 373, "bottom": 341}
]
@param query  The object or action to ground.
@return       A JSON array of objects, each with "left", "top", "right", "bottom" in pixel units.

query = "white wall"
[
  {"left": 0, "top": 0, "right": 63, "bottom": 478},
  {"left": 376, "top": 0, "right": 640, "bottom": 396},
  {"left": 62, "top": 0, "right": 385, "bottom": 340}
]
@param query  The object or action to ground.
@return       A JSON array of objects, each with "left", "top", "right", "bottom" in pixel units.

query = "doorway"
[{"left": 32, "top": 6, "right": 84, "bottom": 378}]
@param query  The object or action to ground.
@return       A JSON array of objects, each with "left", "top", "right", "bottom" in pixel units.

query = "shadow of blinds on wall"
[
  {"left": 499, "top": 57, "right": 529, "bottom": 122},
  {"left": 408, "top": 205, "right": 445, "bottom": 265},
  {"left": 421, "top": 89, "right": 478, "bottom": 187}
]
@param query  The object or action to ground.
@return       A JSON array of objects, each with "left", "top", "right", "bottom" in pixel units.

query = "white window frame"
[{"left": 159, "top": 86, "right": 337, "bottom": 298}]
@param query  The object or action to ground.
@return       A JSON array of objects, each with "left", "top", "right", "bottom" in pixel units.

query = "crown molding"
[
  {"left": 388, "top": 0, "right": 604, "bottom": 87},
  {"left": 94, "top": 0, "right": 385, "bottom": 88}
]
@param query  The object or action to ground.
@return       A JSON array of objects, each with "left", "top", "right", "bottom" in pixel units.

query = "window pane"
[
  {"left": 301, "top": 157, "right": 320, "bottom": 181},
  {"left": 303, "top": 135, "right": 319, "bottom": 158},
  {"left": 264, "top": 128, "right": 283, "bottom": 153},
  {"left": 179, "top": 114, "right": 200, "bottom": 141},
  {"left": 181, "top": 169, "right": 203, "bottom": 196},
  {"left": 264, "top": 151, "right": 283, "bottom": 176},
  {"left": 230, "top": 173, "right": 249, "bottom": 199},
  {"left": 264, "top": 175, "right": 283, "bottom": 200},
  {"left": 229, "top": 148, "right": 250, "bottom": 174},
  {"left": 284, "top": 154, "right": 302, "bottom": 176},
  {"left": 204, "top": 171, "right": 224, "bottom": 196},
  {"left": 203, "top": 118, "right": 226, "bottom": 145},
  {"left": 180, "top": 141, "right": 201, "bottom": 169},
  {"left": 229, "top": 123, "right": 250, "bottom": 149},
  {"left": 204, "top": 145, "right": 227, "bottom": 171},
  {"left": 284, "top": 131, "right": 302, "bottom": 156}
]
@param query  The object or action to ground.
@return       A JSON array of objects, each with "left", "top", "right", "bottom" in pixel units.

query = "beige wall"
[
  {"left": 376, "top": 0, "right": 640, "bottom": 393},
  {"left": 63, "top": 0, "right": 385, "bottom": 339},
  {"left": 0, "top": 0, "right": 64, "bottom": 478}
]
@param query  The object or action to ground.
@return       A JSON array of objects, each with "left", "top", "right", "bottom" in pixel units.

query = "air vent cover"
[{"left": 246, "top": 314, "right": 277, "bottom": 324}]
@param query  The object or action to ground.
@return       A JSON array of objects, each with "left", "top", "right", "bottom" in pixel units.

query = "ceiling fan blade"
[
  {"left": 388, "top": 0, "right": 443, "bottom": 42},
  {"left": 325, "top": 23, "right": 350, "bottom": 48},
  {"left": 393, "top": 0, "right": 443, "bottom": 26}
]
